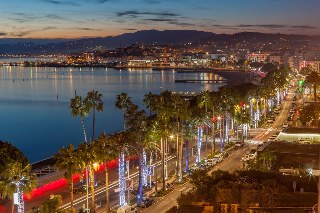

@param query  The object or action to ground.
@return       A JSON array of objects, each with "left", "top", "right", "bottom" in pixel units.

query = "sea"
[{"left": 0, "top": 65, "right": 251, "bottom": 162}]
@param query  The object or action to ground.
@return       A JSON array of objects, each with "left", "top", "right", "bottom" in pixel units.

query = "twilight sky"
[{"left": 0, "top": 0, "right": 319, "bottom": 38}]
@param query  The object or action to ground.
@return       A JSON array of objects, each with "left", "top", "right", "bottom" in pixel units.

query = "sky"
[{"left": 0, "top": 0, "right": 319, "bottom": 38}]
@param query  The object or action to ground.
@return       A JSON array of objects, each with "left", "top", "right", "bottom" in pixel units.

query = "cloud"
[
  {"left": 45, "top": 14, "right": 66, "bottom": 20},
  {"left": 168, "top": 21, "right": 194, "bottom": 27},
  {"left": 39, "top": 0, "right": 80, "bottom": 6},
  {"left": 73, "top": 27, "right": 101, "bottom": 31},
  {"left": 123, "top": 28, "right": 137, "bottom": 31},
  {"left": 144, "top": 18, "right": 175, "bottom": 22},
  {"left": 116, "top": 10, "right": 179, "bottom": 17}
]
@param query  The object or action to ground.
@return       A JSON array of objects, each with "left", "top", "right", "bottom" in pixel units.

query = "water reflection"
[{"left": 0, "top": 67, "right": 227, "bottom": 162}]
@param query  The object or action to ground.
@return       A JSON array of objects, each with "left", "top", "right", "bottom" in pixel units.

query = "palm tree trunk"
[
  {"left": 185, "top": 139, "right": 189, "bottom": 172},
  {"left": 179, "top": 125, "right": 184, "bottom": 181},
  {"left": 11, "top": 198, "right": 14, "bottom": 213},
  {"left": 212, "top": 107, "right": 215, "bottom": 155},
  {"left": 105, "top": 164, "right": 110, "bottom": 213},
  {"left": 90, "top": 166, "right": 95, "bottom": 212},
  {"left": 69, "top": 180, "right": 74, "bottom": 212},
  {"left": 176, "top": 118, "right": 180, "bottom": 181},
  {"left": 314, "top": 84, "right": 317, "bottom": 103},
  {"left": 161, "top": 138, "right": 165, "bottom": 191},
  {"left": 92, "top": 107, "right": 96, "bottom": 141},
  {"left": 137, "top": 150, "right": 144, "bottom": 205},
  {"left": 155, "top": 151, "right": 158, "bottom": 194}
]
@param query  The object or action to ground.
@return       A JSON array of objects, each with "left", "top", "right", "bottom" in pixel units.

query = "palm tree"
[
  {"left": 149, "top": 92, "right": 172, "bottom": 190},
  {"left": 55, "top": 144, "right": 82, "bottom": 212},
  {"left": 85, "top": 90, "right": 104, "bottom": 141},
  {"left": 143, "top": 92, "right": 153, "bottom": 116},
  {"left": 70, "top": 95, "right": 90, "bottom": 142},
  {"left": 78, "top": 142, "right": 97, "bottom": 212},
  {"left": 258, "top": 151, "right": 277, "bottom": 171},
  {"left": 197, "top": 90, "right": 212, "bottom": 154},
  {"left": 0, "top": 141, "right": 36, "bottom": 213},
  {"left": 305, "top": 71, "right": 320, "bottom": 103},
  {"left": 93, "top": 134, "right": 118, "bottom": 213},
  {"left": 1, "top": 162, "right": 36, "bottom": 213},
  {"left": 115, "top": 92, "right": 137, "bottom": 206}
]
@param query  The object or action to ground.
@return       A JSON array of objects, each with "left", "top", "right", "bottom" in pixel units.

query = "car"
[
  {"left": 205, "top": 158, "right": 218, "bottom": 166},
  {"left": 213, "top": 153, "right": 224, "bottom": 163},
  {"left": 274, "top": 109, "right": 280, "bottom": 114},
  {"left": 137, "top": 198, "right": 154, "bottom": 208},
  {"left": 268, "top": 136, "right": 277, "bottom": 141},
  {"left": 267, "top": 119, "right": 273, "bottom": 123},
  {"left": 241, "top": 154, "right": 251, "bottom": 161},
  {"left": 287, "top": 116, "right": 292, "bottom": 121},
  {"left": 188, "top": 166, "right": 199, "bottom": 174},
  {"left": 73, "top": 185, "right": 87, "bottom": 194},
  {"left": 117, "top": 205, "right": 137, "bottom": 213},
  {"left": 257, "top": 143, "right": 263, "bottom": 149},
  {"left": 235, "top": 141, "right": 244, "bottom": 147},
  {"left": 283, "top": 122, "right": 289, "bottom": 128}
]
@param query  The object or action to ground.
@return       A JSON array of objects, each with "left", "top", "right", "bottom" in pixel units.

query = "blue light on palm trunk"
[
  {"left": 185, "top": 140, "right": 189, "bottom": 172},
  {"left": 196, "top": 126, "right": 203, "bottom": 163},
  {"left": 142, "top": 149, "right": 148, "bottom": 187},
  {"left": 16, "top": 181, "right": 24, "bottom": 213},
  {"left": 119, "top": 152, "right": 127, "bottom": 207},
  {"left": 225, "top": 113, "right": 230, "bottom": 143},
  {"left": 137, "top": 151, "right": 144, "bottom": 205}
]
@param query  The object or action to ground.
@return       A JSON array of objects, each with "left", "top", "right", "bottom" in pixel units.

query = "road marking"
[{"left": 179, "top": 187, "right": 186, "bottom": 192}]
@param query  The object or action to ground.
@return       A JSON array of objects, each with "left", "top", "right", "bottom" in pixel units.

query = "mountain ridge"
[{"left": 0, "top": 30, "right": 319, "bottom": 54}]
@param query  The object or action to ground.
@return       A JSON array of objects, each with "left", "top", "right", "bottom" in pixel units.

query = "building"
[
  {"left": 299, "top": 60, "right": 320, "bottom": 72},
  {"left": 277, "top": 127, "right": 320, "bottom": 143},
  {"left": 268, "top": 54, "right": 281, "bottom": 64},
  {"left": 246, "top": 53, "right": 270, "bottom": 62}
]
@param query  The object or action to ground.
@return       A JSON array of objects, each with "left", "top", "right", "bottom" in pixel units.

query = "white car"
[
  {"left": 241, "top": 154, "right": 251, "bottom": 161},
  {"left": 267, "top": 119, "right": 273, "bottom": 123},
  {"left": 235, "top": 141, "right": 244, "bottom": 147},
  {"left": 213, "top": 154, "right": 224, "bottom": 163},
  {"left": 205, "top": 158, "right": 218, "bottom": 166},
  {"left": 117, "top": 205, "right": 137, "bottom": 213}
]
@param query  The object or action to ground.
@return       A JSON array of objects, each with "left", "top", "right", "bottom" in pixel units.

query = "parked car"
[
  {"left": 117, "top": 205, "right": 137, "bottom": 213},
  {"left": 205, "top": 158, "right": 218, "bottom": 166},
  {"left": 235, "top": 141, "right": 244, "bottom": 147},
  {"left": 213, "top": 153, "right": 224, "bottom": 163},
  {"left": 241, "top": 154, "right": 251, "bottom": 161},
  {"left": 137, "top": 198, "right": 154, "bottom": 208},
  {"left": 282, "top": 122, "right": 289, "bottom": 128},
  {"left": 73, "top": 185, "right": 87, "bottom": 194},
  {"left": 267, "top": 119, "right": 273, "bottom": 123},
  {"left": 188, "top": 166, "right": 199, "bottom": 174}
]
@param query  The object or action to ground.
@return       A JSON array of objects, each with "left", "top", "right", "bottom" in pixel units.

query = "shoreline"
[{"left": 0, "top": 64, "right": 246, "bottom": 72}]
